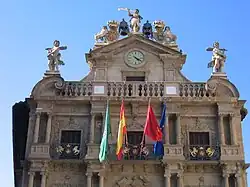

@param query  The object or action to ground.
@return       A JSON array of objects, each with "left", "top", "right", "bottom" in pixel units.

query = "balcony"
[
  {"left": 55, "top": 143, "right": 81, "bottom": 159},
  {"left": 186, "top": 145, "right": 220, "bottom": 161},
  {"left": 28, "top": 144, "right": 50, "bottom": 159},
  {"left": 220, "top": 145, "right": 244, "bottom": 161},
  {"left": 163, "top": 145, "right": 185, "bottom": 161},
  {"left": 85, "top": 144, "right": 161, "bottom": 161},
  {"left": 56, "top": 81, "right": 214, "bottom": 98}
]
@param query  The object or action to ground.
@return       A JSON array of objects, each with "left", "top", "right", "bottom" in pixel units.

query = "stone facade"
[{"left": 13, "top": 34, "right": 249, "bottom": 187}]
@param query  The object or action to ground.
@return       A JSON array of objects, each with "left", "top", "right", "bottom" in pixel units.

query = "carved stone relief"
[
  {"left": 114, "top": 176, "right": 150, "bottom": 187},
  {"left": 127, "top": 117, "right": 144, "bottom": 131}
]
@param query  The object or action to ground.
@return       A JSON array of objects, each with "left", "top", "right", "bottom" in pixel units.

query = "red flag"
[{"left": 144, "top": 104, "right": 163, "bottom": 141}]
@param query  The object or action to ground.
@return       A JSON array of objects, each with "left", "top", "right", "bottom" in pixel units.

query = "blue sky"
[{"left": 1, "top": 0, "right": 250, "bottom": 186}]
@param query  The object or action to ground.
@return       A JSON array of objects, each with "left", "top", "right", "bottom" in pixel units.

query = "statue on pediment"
[
  {"left": 142, "top": 20, "right": 153, "bottom": 39},
  {"left": 119, "top": 19, "right": 130, "bottom": 36},
  {"left": 118, "top": 8, "right": 143, "bottom": 33},
  {"left": 45, "top": 40, "right": 67, "bottom": 72},
  {"left": 206, "top": 41, "right": 227, "bottom": 73},
  {"left": 94, "top": 20, "right": 119, "bottom": 43},
  {"left": 152, "top": 20, "right": 177, "bottom": 45}
]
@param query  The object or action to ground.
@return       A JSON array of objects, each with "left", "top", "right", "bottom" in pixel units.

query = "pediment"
[{"left": 87, "top": 34, "right": 184, "bottom": 60}]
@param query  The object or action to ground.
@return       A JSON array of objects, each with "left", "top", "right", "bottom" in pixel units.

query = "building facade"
[{"left": 12, "top": 12, "right": 249, "bottom": 187}]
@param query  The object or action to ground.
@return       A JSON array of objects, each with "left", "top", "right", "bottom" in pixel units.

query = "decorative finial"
[
  {"left": 206, "top": 41, "right": 227, "bottom": 73},
  {"left": 45, "top": 40, "right": 67, "bottom": 73}
]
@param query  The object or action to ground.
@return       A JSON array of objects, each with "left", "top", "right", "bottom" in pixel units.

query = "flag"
[
  {"left": 143, "top": 102, "right": 163, "bottom": 141},
  {"left": 153, "top": 103, "right": 166, "bottom": 156},
  {"left": 99, "top": 101, "right": 111, "bottom": 162},
  {"left": 116, "top": 100, "right": 127, "bottom": 160}
]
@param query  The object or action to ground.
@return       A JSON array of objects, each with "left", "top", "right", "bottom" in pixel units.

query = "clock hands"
[{"left": 133, "top": 56, "right": 142, "bottom": 62}]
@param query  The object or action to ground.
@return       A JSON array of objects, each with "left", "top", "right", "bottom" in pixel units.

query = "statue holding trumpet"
[{"left": 118, "top": 8, "right": 143, "bottom": 33}]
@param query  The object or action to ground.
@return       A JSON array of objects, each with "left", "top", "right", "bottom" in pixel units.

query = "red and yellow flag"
[{"left": 116, "top": 100, "right": 127, "bottom": 160}]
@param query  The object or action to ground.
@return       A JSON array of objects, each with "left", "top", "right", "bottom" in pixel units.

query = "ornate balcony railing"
[
  {"left": 55, "top": 143, "right": 81, "bottom": 159},
  {"left": 56, "top": 81, "right": 214, "bottom": 98},
  {"left": 28, "top": 144, "right": 50, "bottom": 159},
  {"left": 187, "top": 145, "right": 220, "bottom": 161},
  {"left": 108, "top": 144, "right": 161, "bottom": 160},
  {"left": 85, "top": 143, "right": 161, "bottom": 161}
]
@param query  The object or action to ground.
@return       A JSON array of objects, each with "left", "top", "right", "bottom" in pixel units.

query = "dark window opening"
[
  {"left": 59, "top": 130, "right": 81, "bottom": 159},
  {"left": 126, "top": 76, "right": 145, "bottom": 81},
  {"left": 189, "top": 132, "right": 209, "bottom": 146},
  {"left": 229, "top": 174, "right": 236, "bottom": 187},
  {"left": 169, "top": 114, "right": 177, "bottom": 144},
  {"left": 127, "top": 131, "right": 144, "bottom": 145},
  {"left": 170, "top": 173, "right": 178, "bottom": 187}
]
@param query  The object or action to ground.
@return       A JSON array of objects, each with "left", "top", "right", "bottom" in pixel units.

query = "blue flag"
[{"left": 153, "top": 103, "right": 166, "bottom": 156}]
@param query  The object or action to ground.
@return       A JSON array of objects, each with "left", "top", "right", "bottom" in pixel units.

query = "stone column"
[
  {"left": 223, "top": 173, "right": 229, "bottom": 187},
  {"left": 164, "top": 113, "right": 169, "bottom": 145},
  {"left": 177, "top": 172, "right": 184, "bottom": 187},
  {"left": 164, "top": 168, "right": 171, "bottom": 187},
  {"left": 86, "top": 172, "right": 92, "bottom": 187},
  {"left": 90, "top": 114, "right": 96, "bottom": 143},
  {"left": 230, "top": 113, "right": 237, "bottom": 145},
  {"left": 34, "top": 111, "right": 41, "bottom": 143},
  {"left": 236, "top": 173, "right": 243, "bottom": 187},
  {"left": 219, "top": 113, "right": 225, "bottom": 145},
  {"left": 176, "top": 113, "right": 181, "bottom": 145},
  {"left": 28, "top": 171, "right": 35, "bottom": 187},
  {"left": 40, "top": 171, "right": 47, "bottom": 187},
  {"left": 45, "top": 113, "right": 52, "bottom": 143},
  {"left": 98, "top": 172, "right": 104, "bottom": 187}
]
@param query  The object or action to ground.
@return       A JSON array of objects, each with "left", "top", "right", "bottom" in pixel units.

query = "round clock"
[{"left": 125, "top": 50, "right": 145, "bottom": 67}]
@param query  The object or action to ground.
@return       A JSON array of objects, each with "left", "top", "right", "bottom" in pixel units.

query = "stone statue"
[
  {"left": 206, "top": 42, "right": 227, "bottom": 73},
  {"left": 118, "top": 8, "right": 143, "bottom": 33},
  {"left": 94, "top": 26, "right": 109, "bottom": 43},
  {"left": 94, "top": 21, "right": 119, "bottom": 43},
  {"left": 45, "top": 40, "right": 67, "bottom": 72},
  {"left": 152, "top": 20, "right": 177, "bottom": 44},
  {"left": 164, "top": 26, "right": 177, "bottom": 43},
  {"left": 142, "top": 20, "right": 153, "bottom": 39},
  {"left": 119, "top": 19, "right": 130, "bottom": 36}
]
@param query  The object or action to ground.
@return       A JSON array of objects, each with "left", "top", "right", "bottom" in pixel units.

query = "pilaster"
[
  {"left": 34, "top": 109, "right": 42, "bottom": 143},
  {"left": 176, "top": 113, "right": 181, "bottom": 145},
  {"left": 218, "top": 113, "right": 225, "bottom": 145},
  {"left": 28, "top": 171, "right": 35, "bottom": 187},
  {"left": 45, "top": 112, "right": 52, "bottom": 143},
  {"left": 86, "top": 172, "right": 93, "bottom": 187}
]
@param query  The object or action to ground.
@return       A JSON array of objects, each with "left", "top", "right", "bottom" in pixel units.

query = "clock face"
[{"left": 126, "top": 50, "right": 145, "bottom": 66}]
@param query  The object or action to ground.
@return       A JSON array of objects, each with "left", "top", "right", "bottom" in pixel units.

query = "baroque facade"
[{"left": 12, "top": 9, "right": 249, "bottom": 187}]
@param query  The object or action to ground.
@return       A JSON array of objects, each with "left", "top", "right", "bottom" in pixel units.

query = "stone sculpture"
[
  {"left": 118, "top": 8, "right": 143, "bottom": 33},
  {"left": 153, "top": 20, "right": 177, "bottom": 44},
  {"left": 94, "top": 20, "right": 119, "bottom": 43},
  {"left": 206, "top": 42, "right": 227, "bottom": 73},
  {"left": 45, "top": 40, "right": 67, "bottom": 72}
]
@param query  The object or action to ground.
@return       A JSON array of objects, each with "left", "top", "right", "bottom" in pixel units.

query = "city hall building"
[{"left": 12, "top": 10, "right": 248, "bottom": 187}]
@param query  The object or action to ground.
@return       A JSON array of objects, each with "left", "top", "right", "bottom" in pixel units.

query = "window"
[
  {"left": 169, "top": 115, "right": 177, "bottom": 144},
  {"left": 59, "top": 130, "right": 81, "bottom": 159},
  {"left": 223, "top": 115, "right": 232, "bottom": 145},
  {"left": 229, "top": 175, "right": 236, "bottom": 187},
  {"left": 127, "top": 131, "right": 144, "bottom": 145},
  {"left": 126, "top": 76, "right": 145, "bottom": 81},
  {"left": 61, "top": 130, "right": 81, "bottom": 144},
  {"left": 170, "top": 174, "right": 178, "bottom": 187},
  {"left": 189, "top": 132, "right": 209, "bottom": 146}
]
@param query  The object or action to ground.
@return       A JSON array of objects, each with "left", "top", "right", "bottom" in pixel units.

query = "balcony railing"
[
  {"left": 85, "top": 144, "right": 161, "bottom": 161},
  {"left": 29, "top": 144, "right": 50, "bottom": 159},
  {"left": 187, "top": 145, "right": 220, "bottom": 161},
  {"left": 56, "top": 81, "right": 214, "bottom": 98},
  {"left": 55, "top": 143, "right": 81, "bottom": 159}
]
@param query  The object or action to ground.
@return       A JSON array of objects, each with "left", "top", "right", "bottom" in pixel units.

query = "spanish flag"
[{"left": 116, "top": 100, "right": 127, "bottom": 160}]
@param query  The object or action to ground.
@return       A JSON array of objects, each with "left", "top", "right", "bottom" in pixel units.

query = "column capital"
[
  {"left": 222, "top": 173, "right": 230, "bottom": 178},
  {"left": 229, "top": 113, "right": 235, "bottom": 117},
  {"left": 98, "top": 171, "right": 106, "bottom": 177},
  {"left": 164, "top": 173, "right": 171, "bottom": 178},
  {"left": 175, "top": 113, "right": 181, "bottom": 117},
  {"left": 36, "top": 111, "right": 42, "bottom": 115},
  {"left": 86, "top": 172, "right": 93, "bottom": 177},
  {"left": 177, "top": 172, "right": 183, "bottom": 178},
  {"left": 219, "top": 112, "right": 226, "bottom": 117},
  {"left": 40, "top": 171, "right": 48, "bottom": 176},
  {"left": 28, "top": 171, "right": 35, "bottom": 176},
  {"left": 47, "top": 111, "right": 53, "bottom": 116}
]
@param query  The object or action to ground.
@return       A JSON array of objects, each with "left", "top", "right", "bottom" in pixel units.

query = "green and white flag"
[{"left": 99, "top": 100, "right": 111, "bottom": 162}]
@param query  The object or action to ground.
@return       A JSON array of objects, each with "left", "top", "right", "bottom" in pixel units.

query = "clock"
[{"left": 125, "top": 50, "right": 145, "bottom": 67}]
